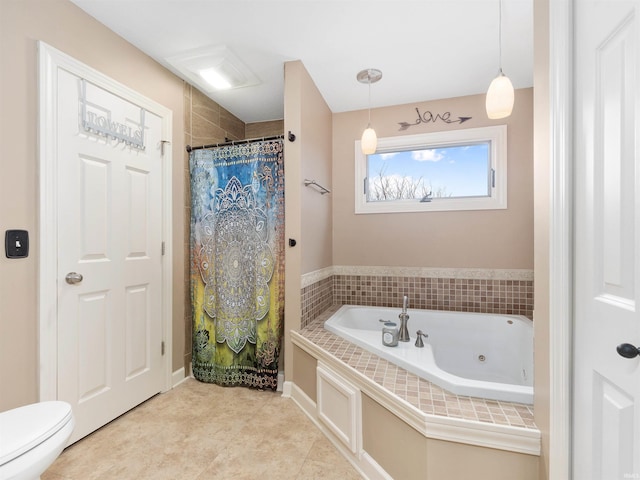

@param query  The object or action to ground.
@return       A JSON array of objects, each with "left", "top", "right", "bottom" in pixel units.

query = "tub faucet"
[
  {"left": 398, "top": 295, "right": 410, "bottom": 342},
  {"left": 415, "top": 330, "right": 429, "bottom": 348}
]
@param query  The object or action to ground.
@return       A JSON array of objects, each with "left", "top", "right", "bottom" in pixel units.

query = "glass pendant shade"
[
  {"left": 361, "top": 126, "right": 377, "bottom": 154},
  {"left": 486, "top": 71, "right": 514, "bottom": 119},
  {"left": 357, "top": 69, "right": 382, "bottom": 155}
]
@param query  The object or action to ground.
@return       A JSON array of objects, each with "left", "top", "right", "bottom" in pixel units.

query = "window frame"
[{"left": 354, "top": 125, "right": 508, "bottom": 214}]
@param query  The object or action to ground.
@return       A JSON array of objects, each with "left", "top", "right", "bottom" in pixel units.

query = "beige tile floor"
[{"left": 42, "top": 378, "right": 362, "bottom": 480}]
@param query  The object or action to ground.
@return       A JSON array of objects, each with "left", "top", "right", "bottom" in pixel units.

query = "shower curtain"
[{"left": 189, "top": 138, "right": 284, "bottom": 390}]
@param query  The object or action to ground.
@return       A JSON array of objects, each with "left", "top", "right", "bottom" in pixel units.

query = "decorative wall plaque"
[{"left": 399, "top": 107, "right": 472, "bottom": 131}]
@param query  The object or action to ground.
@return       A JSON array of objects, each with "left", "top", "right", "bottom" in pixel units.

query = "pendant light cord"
[
  {"left": 367, "top": 74, "right": 372, "bottom": 127},
  {"left": 498, "top": 0, "right": 503, "bottom": 74},
  {"left": 357, "top": 68, "right": 381, "bottom": 132}
]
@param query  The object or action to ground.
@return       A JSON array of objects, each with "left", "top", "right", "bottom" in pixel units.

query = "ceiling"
[{"left": 70, "top": 0, "right": 533, "bottom": 124}]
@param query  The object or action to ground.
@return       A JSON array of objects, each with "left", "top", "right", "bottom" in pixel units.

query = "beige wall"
[
  {"left": 283, "top": 60, "right": 333, "bottom": 381},
  {"left": 362, "top": 393, "right": 429, "bottom": 479},
  {"left": 0, "top": 0, "right": 185, "bottom": 410},
  {"left": 332, "top": 89, "right": 534, "bottom": 269},
  {"left": 283, "top": 61, "right": 304, "bottom": 382},
  {"left": 362, "top": 394, "right": 538, "bottom": 480},
  {"left": 292, "top": 345, "right": 317, "bottom": 401},
  {"left": 300, "top": 67, "right": 333, "bottom": 274},
  {"left": 533, "top": 0, "right": 551, "bottom": 478}
]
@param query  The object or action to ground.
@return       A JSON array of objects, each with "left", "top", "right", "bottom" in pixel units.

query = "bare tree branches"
[{"left": 368, "top": 164, "right": 450, "bottom": 201}]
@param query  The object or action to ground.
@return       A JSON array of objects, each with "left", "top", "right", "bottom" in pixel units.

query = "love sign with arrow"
[{"left": 398, "top": 107, "right": 472, "bottom": 131}]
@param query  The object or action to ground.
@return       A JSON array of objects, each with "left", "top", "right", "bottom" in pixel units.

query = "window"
[{"left": 355, "top": 125, "right": 507, "bottom": 214}]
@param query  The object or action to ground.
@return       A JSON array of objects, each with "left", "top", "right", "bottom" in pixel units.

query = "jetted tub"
[{"left": 324, "top": 305, "right": 533, "bottom": 404}]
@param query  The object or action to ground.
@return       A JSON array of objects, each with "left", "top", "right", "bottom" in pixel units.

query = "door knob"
[
  {"left": 616, "top": 343, "right": 640, "bottom": 359},
  {"left": 65, "top": 272, "right": 83, "bottom": 285}
]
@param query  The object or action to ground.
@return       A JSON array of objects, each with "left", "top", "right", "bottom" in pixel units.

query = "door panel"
[
  {"left": 77, "top": 291, "right": 110, "bottom": 401},
  {"left": 595, "top": 11, "right": 637, "bottom": 307},
  {"left": 125, "top": 284, "right": 151, "bottom": 379},
  {"left": 79, "top": 155, "right": 110, "bottom": 259},
  {"left": 592, "top": 374, "right": 635, "bottom": 479},
  {"left": 126, "top": 168, "right": 150, "bottom": 257}
]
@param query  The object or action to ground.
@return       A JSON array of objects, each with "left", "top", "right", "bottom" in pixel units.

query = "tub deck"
[{"left": 297, "top": 305, "right": 538, "bottom": 433}]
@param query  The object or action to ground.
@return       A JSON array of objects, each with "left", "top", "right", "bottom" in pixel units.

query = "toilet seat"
[{"left": 0, "top": 401, "right": 73, "bottom": 466}]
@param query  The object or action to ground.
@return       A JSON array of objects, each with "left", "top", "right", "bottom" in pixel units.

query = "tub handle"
[{"left": 415, "top": 330, "right": 428, "bottom": 348}]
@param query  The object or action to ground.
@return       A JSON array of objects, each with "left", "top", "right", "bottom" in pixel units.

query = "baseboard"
[
  {"left": 281, "top": 380, "right": 293, "bottom": 398},
  {"left": 359, "top": 452, "right": 394, "bottom": 480},
  {"left": 172, "top": 367, "right": 186, "bottom": 387},
  {"left": 290, "top": 382, "right": 316, "bottom": 418}
]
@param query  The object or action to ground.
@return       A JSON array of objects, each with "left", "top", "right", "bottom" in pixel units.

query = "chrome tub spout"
[{"left": 398, "top": 295, "right": 410, "bottom": 342}]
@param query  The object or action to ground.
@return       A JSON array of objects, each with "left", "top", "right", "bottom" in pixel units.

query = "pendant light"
[
  {"left": 357, "top": 68, "right": 382, "bottom": 154},
  {"left": 486, "top": 0, "right": 514, "bottom": 119}
]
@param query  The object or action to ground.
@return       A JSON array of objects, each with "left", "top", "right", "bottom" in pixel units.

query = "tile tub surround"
[
  {"left": 300, "top": 267, "right": 534, "bottom": 328},
  {"left": 301, "top": 276, "right": 334, "bottom": 328},
  {"left": 295, "top": 305, "right": 539, "bottom": 455}
]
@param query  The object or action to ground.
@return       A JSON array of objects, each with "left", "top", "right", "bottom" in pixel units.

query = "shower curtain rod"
[{"left": 185, "top": 134, "right": 284, "bottom": 153}]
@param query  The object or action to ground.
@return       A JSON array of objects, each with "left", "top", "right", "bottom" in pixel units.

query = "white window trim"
[{"left": 355, "top": 125, "right": 508, "bottom": 214}]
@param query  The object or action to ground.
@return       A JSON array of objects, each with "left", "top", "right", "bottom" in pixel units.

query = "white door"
[
  {"left": 574, "top": 0, "right": 640, "bottom": 478},
  {"left": 54, "top": 68, "right": 165, "bottom": 443}
]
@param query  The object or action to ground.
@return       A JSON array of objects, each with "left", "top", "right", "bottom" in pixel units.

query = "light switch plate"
[{"left": 5, "top": 230, "right": 29, "bottom": 258}]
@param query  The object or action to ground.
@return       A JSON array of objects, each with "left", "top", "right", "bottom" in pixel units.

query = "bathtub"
[{"left": 324, "top": 305, "right": 533, "bottom": 404}]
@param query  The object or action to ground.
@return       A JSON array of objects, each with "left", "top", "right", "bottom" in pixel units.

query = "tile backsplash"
[{"left": 301, "top": 267, "right": 533, "bottom": 328}]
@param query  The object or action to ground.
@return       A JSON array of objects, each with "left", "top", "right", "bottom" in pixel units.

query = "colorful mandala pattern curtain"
[{"left": 189, "top": 138, "right": 284, "bottom": 390}]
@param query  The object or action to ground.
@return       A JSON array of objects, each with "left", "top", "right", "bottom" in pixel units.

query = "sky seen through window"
[{"left": 366, "top": 142, "right": 491, "bottom": 201}]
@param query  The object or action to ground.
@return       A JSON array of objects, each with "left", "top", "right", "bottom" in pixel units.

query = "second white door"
[{"left": 573, "top": 0, "right": 640, "bottom": 477}]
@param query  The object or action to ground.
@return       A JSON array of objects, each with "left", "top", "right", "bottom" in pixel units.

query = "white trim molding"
[
  {"left": 548, "top": 0, "right": 574, "bottom": 478},
  {"left": 37, "top": 41, "right": 174, "bottom": 400},
  {"left": 301, "top": 266, "right": 334, "bottom": 288},
  {"left": 355, "top": 126, "right": 508, "bottom": 214},
  {"left": 302, "top": 265, "right": 534, "bottom": 285},
  {"left": 317, "top": 362, "right": 361, "bottom": 454}
]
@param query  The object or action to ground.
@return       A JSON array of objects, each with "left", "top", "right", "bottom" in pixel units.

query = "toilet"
[{"left": 0, "top": 401, "right": 74, "bottom": 480}]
